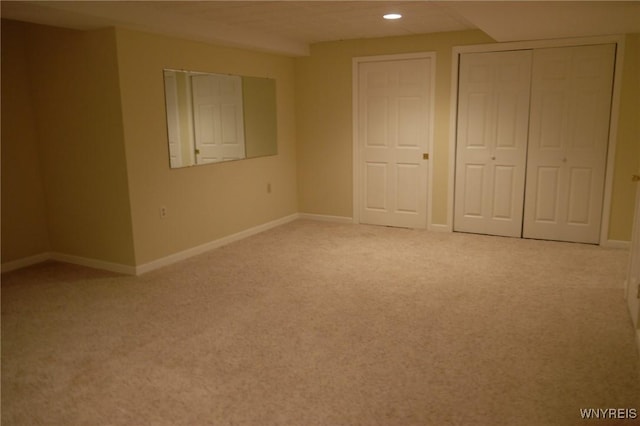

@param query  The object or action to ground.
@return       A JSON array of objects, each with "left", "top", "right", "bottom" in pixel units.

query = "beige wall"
[
  {"left": 2, "top": 21, "right": 638, "bottom": 271},
  {"left": 1, "top": 22, "right": 297, "bottom": 269},
  {"left": 295, "top": 30, "right": 495, "bottom": 224},
  {"left": 1, "top": 20, "right": 136, "bottom": 266},
  {"left": 1, "top": 20, "right": 50, "bottom": 262},
  {"left": 114, "top": 28, "right": 298, "bottom": 265},
  {"left": 609, "top": 33, "right": 640, "bottom": 241},
  {"left": 295, "top": 30, "right": 640, "bottom": 239}
]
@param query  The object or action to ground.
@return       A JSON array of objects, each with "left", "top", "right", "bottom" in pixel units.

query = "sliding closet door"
[
  {"left": 523, "top": 44, "right": 615, "bottom": 244},
  {"left": 454, "top": 50, "right": 532, "bottom": 237}
]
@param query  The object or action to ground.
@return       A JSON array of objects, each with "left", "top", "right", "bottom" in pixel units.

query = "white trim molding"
[
  {"left": 602, "top": 239, "right": 631, "bottom": 250},
  {"left": 51, "top": 253, "right": 136, "bottom": 275},
  {"left": 447, "top": 35, "right": 626, "bottom": 244},
  {"left": 428, "top": 223, "right": 451, "bottom": 233},
  {"left": 1, "top": 253, "right": 52, "bottom": 274},
  {"left": 298, "top": 213, "right": 354, "bottom": 224},
  {"left": 1, "top": 252, "right": 136, "bottom": 275}
]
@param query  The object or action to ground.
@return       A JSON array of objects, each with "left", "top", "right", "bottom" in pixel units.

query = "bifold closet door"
[
  {"left": 523, "top": 44, "right": 615, "bottom": 244},
  {"left": 454, "top": 50, "right": 532, "bottom": 237}
]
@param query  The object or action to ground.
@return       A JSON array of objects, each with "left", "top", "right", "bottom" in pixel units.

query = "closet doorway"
[{"left": 453, "top": 42, "right": 617, "bottom": 244}]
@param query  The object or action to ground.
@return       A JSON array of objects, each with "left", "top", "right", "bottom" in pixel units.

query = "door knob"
[{"left": 632, "top": 174, "right": 640, "bottom": 182}]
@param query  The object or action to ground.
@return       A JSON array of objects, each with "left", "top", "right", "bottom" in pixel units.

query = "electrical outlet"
[{"left": 160, "top": 206, "right": 167, "bottom": 218}]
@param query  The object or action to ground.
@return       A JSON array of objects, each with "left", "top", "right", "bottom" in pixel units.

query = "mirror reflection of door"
[
  {"left": 163, "top": 71, "right": 183, "bottom": 168},
  {"left": 191, "top": 73, "right": 246, "bottom": 164},
  {"left": 162, "top": 69, "right": 278, "bottom": 168}
]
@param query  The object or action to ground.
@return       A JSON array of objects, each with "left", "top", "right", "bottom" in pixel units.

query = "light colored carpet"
[{"left": 2, "top": 219, "right": 639, "bottom": 425}]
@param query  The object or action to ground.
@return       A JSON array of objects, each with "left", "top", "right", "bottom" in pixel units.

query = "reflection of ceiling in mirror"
[{"left": 163, "top": 69, "right": 277, "bottom": 169}]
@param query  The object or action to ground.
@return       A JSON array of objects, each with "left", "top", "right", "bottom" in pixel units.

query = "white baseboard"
[
  {"left": 299, "top": 215, "right": 452, "bottom": 229},
  {"left": 1, "top": 252, "right": 135, "bottom": 275},
  {"left": 135, "top": 213, "right": 300, "bottom": 275},
  {"left": 50, "top": 252, "right": 136, "bottom": 275},
  {"left": 298, "top": 213, "right": 354, "bottom": 224},
  {"left": 1, "top": 253, "right": 52, "bottom": 274},
  {"left": 429, "top": 223, "right": 451, "bottom": 232},
  {"left": 2, "top": 214, "right": 300, "bottom": 276},
  {"left": 602, "top": 239, "right": 631, "bottom": 249}
]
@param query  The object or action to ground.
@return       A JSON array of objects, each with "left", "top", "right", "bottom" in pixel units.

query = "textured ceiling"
[{"left": 2, "top": 1, "right": 640, "bottom": 56}]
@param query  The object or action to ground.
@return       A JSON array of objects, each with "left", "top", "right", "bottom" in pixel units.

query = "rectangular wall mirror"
[{"left": 163, "top": 69, "right": 277, "bottom": 168}]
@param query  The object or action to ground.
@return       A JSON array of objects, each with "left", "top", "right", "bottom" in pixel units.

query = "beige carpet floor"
[{"left": 2, "top": 219, "right": 639, "bottom": 425}]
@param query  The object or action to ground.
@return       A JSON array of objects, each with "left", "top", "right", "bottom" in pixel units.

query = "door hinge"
[{"left": 637, "top": 282, "right": 640, "bottom": 299}]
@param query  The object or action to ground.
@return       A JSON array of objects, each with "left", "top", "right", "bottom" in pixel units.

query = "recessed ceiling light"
[{"left": 383, "top": 13, "right": 402, "bottom": 20}]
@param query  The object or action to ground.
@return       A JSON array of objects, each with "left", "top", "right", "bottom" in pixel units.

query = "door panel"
[
  {"left": 365, "top": 163, "right": 387, "bottom": 211},
  {"left": 463, "top": 164, "right": 485, "bottom": 217},
  {"left": 539, "top": 93, "right": 565, "bottom": 149},
  {"left": 523, "top": 44, "right": 615, "bottom": 243},
  {"left": 366, "top": 97, "right": 388, "bottom": 147},
  {"left": 454, "top": 50, "right": 532, "bottom": 237},
  {"left": 495, "top": 93, "right": 520, "bottom": 148},
  {"left": 397, "top": 163, "right": 420, "bottom": 213},
  {"left": 567, "top": 168, "right": 592, "bottom": 225},
  {"left": 534, "top": 166, "right": 561, "bottom": 222},
  {"left": 492, "top": 166, "right": 516, "bottom": 219},
  {"left": 358, "top": 57, "right": 432, "bottom": 228},
  {"left": 466, "top": 93, "right": 489, "bottom": 147}
]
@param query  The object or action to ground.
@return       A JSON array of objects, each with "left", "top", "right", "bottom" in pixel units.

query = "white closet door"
[
  {"left": 358, "top": 57, "right": 433, "bottom": 229},
  {"left": 454, "top": 50, "right": 532, "bottom": 237},
  {"left": 523, "top": 44, "right": 615, "bottom": 244}
]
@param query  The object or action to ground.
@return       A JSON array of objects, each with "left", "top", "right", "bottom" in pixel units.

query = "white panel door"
[
  {"left": 191, "top": 73, "right": 246, "bottom": 164},
  {"left": 454, "top": 50, "right": 532, "bottom": 237},
  {"left": 523, "top": 44, "right": 615, "bottom": 243},
  {"left": 358, "top": 57, "right": 432, "bottom": 228}
]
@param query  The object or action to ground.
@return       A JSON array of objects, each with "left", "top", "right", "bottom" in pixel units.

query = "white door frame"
[
  {"left": 447, "top": 35, "right": 626, "bottom": 247},
  {"left": 352, "top": 52, "right": 436, "bottom": 228}
]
